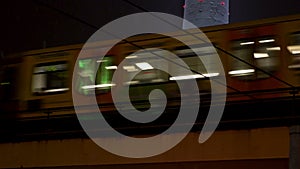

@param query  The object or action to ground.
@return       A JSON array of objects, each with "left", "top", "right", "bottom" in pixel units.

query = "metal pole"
[
  {"left": 183, "top": 0, "right": 229, "bottom": 29},
  {"left": 289, "top": 125, "right": 300, "bottom": 169}
]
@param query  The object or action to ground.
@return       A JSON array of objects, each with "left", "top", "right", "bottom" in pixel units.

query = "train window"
[
  {"left": 288, "top": 32, "right": 300, "bottom": 54},
  {"left": 122, "top": 49, "right": 169, "bottom": 85},
  {"left": 171, "top": 44, "right": 220, "bottom": 80},
  {"left": 32, "top": 61, "right": 68, "bottom": 95},
  {"left": 75, "top": 56, "right": 115, "bottom": 95},
  {"left": 255, "top": 37, "right": 280, "bottom": 77},
  {"left": 95, "top": 56, "right": 115, "bottom": 93},
  {"left": 229, "top": 37, "right": 280, "bottom": 80},
  {"left": 287, "top": 32, "right": 300, "bottom": 70},
  {"left": 229, "top": 39, "right": 256, "bottom": 80},
  {"left": 75, "top": 58, "right": 96, "bottom": 95}
]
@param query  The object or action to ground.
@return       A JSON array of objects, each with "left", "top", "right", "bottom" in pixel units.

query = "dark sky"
[
  {"left": 1, "top": 0, "right": 300, "bottom": 55},
  {"left": 0, "top": 0, "right": 185, "bottom": 55},
  {"left": 229, "top": 0, "right": 300, "bottom": 22}
]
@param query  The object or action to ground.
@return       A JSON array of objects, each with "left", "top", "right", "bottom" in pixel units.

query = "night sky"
[{"left": 1, "top": 0, "right": 300, "bottom": 55}]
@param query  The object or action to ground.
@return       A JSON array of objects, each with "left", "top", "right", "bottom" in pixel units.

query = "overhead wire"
[
  {"left": 33, "top": 0, "right": 296, "bottom": 100},
  {"left": 121, "top": 0, "right": 296, "bottom": 88}
]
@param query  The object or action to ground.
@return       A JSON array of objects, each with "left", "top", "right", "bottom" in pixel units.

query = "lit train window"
[
  {"left": 32, "top": 61, "right": 68, "bottom": 95},
  {"left": 287, "top": 32, "right": 300, "bottom": 70},
  {"left": 122, "top": 49, "right": 169, "bottom": 85},
  {"left": 95, "top": 56, "right": 115, "bottom": 93},
  {"left": 255, "top": 37, "right": 280, "bottom": 78},
  {"left": 229, "top": 37, "right": 280, "bottom": 80},
  {"left": 229, "top": 39, "right": 256, "bottom": 80},
  {"left": 75, "top": 56, "right": 115, "bottom": 95},
  {"left": 171, "top": 44, "right": 220, "bottom": 80}
]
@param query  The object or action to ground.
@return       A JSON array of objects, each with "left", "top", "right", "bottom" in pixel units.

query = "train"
[{"left": 1, "top": 14, "right": 300, "bottom": 134}]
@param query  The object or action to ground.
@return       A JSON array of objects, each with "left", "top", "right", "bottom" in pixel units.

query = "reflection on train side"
[
  {"left": 121, "top": 49, "right": 169, "bottom": 85},
  {"left": 74, "top": 44, "right": 221, "bottom": 98},
  {"left": 288, "top": 32, "right": 300, "bottom": 70},
  {"left": 122, "top": 47, "right": 220, "bottom": 83},
  {"left": 229, "top": 36, "right": 280, "bottom": 80}
]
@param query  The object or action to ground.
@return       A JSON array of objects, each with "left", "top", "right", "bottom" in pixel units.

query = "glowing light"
[
  {"left": 220, "top": 1, "right": 225, "bottom": 5},
  {"left": 288, "top": 64, "right": 300, "bottom": 69},
  {"left": 203, "top": 73, "right": 220, "bottom": 77},
  {"left": 287, "top": 45, "right": 300, "bottom": 54},
  {"left": 82, "top": 84, "right": 115, "bottom": 89},
  {"left": 228, "top": 69, "right": 255, "bottom": 76},
  {"left": 151, "top": 79, "right": 165, "bottom": 82},
  {"left": 96, "top": 60, "right": 108, "bottom": 63},
  {"left": 44, "top": 88, "right": 69, "bottom": 93},
  {"left": 240, "top": 41, "right": 255, "bottom": 46},
  {"left": 292, "top": 51, "right": 300, "bottom": 54},
  {"left": 105, "top": 66, "right": 118, "bottom": 70},
  {"left": 170, "top": 75, "right": 202, "bottom": 80},
  {"left": 259, "top": 39, "right": 275, "bottom": 43},
  {"left": 125, "top": 55, "right": 138, "bottom": 59},
  {"left": 0, "top": 82, "right": 10, "bottom": 85},
  {"left": 182, "top": 4, "right": 186, "bottom": 8},
  {"left": 170, "top": 73, "right": 219, "bottom": 80},
  {"left": 266, "top": 47, "right": 281, "bottom": 51},
  {"left": 253, "top": 53, "right": 269, "bottom": 59},
  {"left": 135, "top": 62, "right": 154, "bottom": 70},
  {"left": 124, "top": 81, "right": 140, "bottom": 85},
  {"left": 123, "top": 65, "right": 138, "bottom": 72}
]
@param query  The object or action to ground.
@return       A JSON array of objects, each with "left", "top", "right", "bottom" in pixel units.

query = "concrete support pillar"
[
  {"left": 289, "top": 125, "right": 300, "bottom": 169},
  {"left": 183, "top": 0, "right": 229, "bottom": 29}
]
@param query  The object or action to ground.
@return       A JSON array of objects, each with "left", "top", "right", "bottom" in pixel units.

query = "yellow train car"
[{"left": 1, "top": 14, "right": 300, "bottom": 125}]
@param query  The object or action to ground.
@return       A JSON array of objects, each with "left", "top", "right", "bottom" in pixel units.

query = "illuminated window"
[
  {"left": 96, "top": 56, "right": 115, "bottom": 93},
  {"left": 122, "top": 49, "right": 169, "bottom": 85},
  {"left": 287, "top": 32, "right": 300, "bottom": 70},
  {"left": 229, "top": 37, "right": 280, "bottom": 80},
  {"left": 255, "top": 37, "right": 280, "bottom": 78},
  {"left": 32, "top": 61, "right": 68, "bottom": 94},
  {"left": 75, "top": 56, "right": 115, "bottom": 95}
]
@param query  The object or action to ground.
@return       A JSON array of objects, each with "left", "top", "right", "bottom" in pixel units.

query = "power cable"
[
  {"left": 121, "top": 0, "right": 296, "bottom": 89},
  {"left": 34, "top": 0, "right": 295, "bottom": 100}
]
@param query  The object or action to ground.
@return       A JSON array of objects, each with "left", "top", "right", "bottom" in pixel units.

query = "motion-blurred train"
[{"left": 1, "top": 14, "right": 300, "bottom": 121}]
